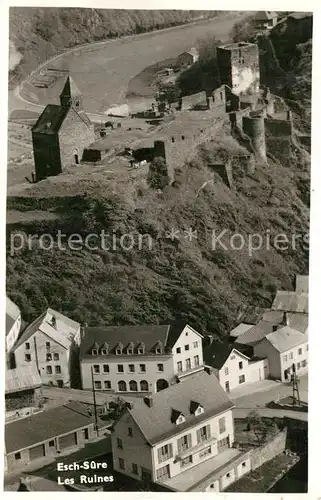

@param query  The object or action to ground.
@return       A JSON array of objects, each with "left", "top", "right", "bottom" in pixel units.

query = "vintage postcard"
[{"left": 4, "top": 1, "right": 313, "bottom": 494}]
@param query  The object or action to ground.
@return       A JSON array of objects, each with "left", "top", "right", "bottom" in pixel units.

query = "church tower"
[{"left": 59, "top": 75, "right": 83, "bottom": 110}]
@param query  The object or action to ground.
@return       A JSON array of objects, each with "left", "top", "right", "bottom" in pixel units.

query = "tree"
[
  {"left": 156, "top": 82, "right": 181, "bottom": 105},
  {"left": 148, "top": 157, "right": 169, "bottom": 189},
  {"left": 246, "top": 410, "right": 278, "bottom": 445},
  {"left": 106, "top": 397, "right": 128, "bottom": 421}
]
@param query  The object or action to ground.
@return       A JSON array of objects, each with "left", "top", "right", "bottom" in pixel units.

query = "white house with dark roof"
[
  {"left": 254, "top": 326, "right": 308, "bottom": 382},
  {"left": 6, "top": 296, "right": 22, "bottom": 353},
  {"left": 111, "top": 371, "right": 253, "bottom": 491},
  {"left": 12, "top": 308, "right": 80, "bottom": 388},
  {"left": 80, "top": 323, "right": 204, "bottom": 394}
]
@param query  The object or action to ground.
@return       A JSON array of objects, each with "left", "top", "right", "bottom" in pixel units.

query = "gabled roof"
[
  {"left": 264, "top": 326, "right": 307, "bottom": 353},
  {"left": 236, "top": 320, "right": 280, "bottom": 346},
  {"left": 272, "top": 291, "right": 308, "bottom": 314},
  {"left": 295, "top": 275, "right": 309, "bottom": 293},
  {"left": 123, "top": 371, "right": 233, "bottom": 444},
  {"left": 80, "top": 323, "right": 198, "bottom": 359},
  {"left": 261, "top": 310, "right": 285, "bottom": 324},
  {"left": 13, "top": 309, "right": 80, "bottom": 352},
  {"left": 5, "top": 402, "right": 94, "bottom": 454},
  {"left": 203, "top": 340, "right": 250, "bottom": 370},
  {"left": 286, "top": 313, "right": 308, "bottom": 334},
  {"left": 230, "top": 323, "right": 254, "bottom": 338},
  {"left": 6, "top": 296, "right": 20, "bottom": 321},
  {"left": 5, "top": 366, "right": 42, "bottom": 394}
]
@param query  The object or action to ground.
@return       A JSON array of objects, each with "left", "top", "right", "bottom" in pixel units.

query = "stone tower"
[
  {"left": 217, "top": 42, "right": 260, "bottom": 96},
  {"left": 242, "top": 115, "right": 267, "bottom": 162}
]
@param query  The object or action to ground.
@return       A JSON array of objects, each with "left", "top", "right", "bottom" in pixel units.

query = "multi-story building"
[
  {"left": 6, "top": 296, "right": 22, "bottom": 354},
  {"left": 111, "top": 371, "right": 251, "bottom": 491},
  {"left": 216, "top": 42, "right": 260, "bottom": 96},
  {"left": 12, "top": 308, "right": 81, "bottom": 388},
  {"left": 203, "top": 339, "right": 269, "bottom": 393},
  {"left": 80, "top": 324, "right": 204, "bottom": 394},
  {"left": 254, "top": 326, "right": 308, "bottom": 382}
]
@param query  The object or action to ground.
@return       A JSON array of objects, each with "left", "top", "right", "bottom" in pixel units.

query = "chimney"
[{"left": 144, "top": 396, "right": 153, "bottom": 408}]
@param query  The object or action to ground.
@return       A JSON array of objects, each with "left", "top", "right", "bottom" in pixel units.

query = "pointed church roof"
[{"left": 60, "top": 75, "right": 82, "bottom": 99}]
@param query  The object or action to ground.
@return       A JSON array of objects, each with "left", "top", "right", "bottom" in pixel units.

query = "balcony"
[
  {"left": 176, "top": 435, "right": 217, "bottom": 461},
  {"left": 177, "top": 365, "right": 205, "bottom": 380}
]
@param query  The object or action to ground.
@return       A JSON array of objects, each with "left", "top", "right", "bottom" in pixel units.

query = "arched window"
[
  {"left": 140, "top": 380, "right": 149, "bottom": 392},
  {"left": 46, "top": 353, "right": 52, "bottom": 361},
  {"left": 118, "top": 381, "right": 127, "bottom": 392},
  {"left": 129, "top": 380, "right": 138, "bottom": 391}
]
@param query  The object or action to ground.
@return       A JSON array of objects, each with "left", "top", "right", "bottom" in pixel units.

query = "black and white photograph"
[{"left": 4, "top": 3, "right": 312, "bottom": 493}]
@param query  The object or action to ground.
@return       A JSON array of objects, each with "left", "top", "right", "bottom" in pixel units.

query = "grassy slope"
[{"left": 9, "top": 8, "right": 218, "bottom": 85}]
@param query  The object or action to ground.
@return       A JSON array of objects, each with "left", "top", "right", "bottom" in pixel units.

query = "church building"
[{"left": 31, "top": 76, "right": 95, "bottom": 182}]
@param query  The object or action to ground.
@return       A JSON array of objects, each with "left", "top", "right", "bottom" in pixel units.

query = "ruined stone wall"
[
  {"left": 242, "top": 115, "right": 267, "bottom": 162},
  {"left": 265, "top": 117, "right": 293, "bottom": 137},
  {"left": 217, "top": 43, "right": 260, "bottom": 96},
  {"left": 180, "top": 91, "right": 207, "bottom": 110}
]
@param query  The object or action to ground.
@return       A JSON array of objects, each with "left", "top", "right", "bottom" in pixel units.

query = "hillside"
[{"left": 9, "top": 8, "right": 218, "bottom": 85}]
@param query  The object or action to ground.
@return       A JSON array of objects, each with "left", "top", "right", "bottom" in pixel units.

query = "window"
[
  {"left": 193, "top": 341, "right": 198, "bottom": 348},
  {"left": 46, "top": 342, "right": 50, "bottom": 351},
  {"left": 139, "top": 364, "right": 146, "bottom": 372},
  {"left": 230, "top": 355, "right": 236, "bottom": 360},
  {"left": 297, "top": 362, "right": 301, "bottom": 370},
  {"left": 25, "top": 353, "right": 31, "bottom": 362},
  {"left": 298, "top": 348, "right": 302, "bottom": 355},
  {"left": 103, "top": 364, "right": 109, "bottom": 373},
  {"left": 140, "top": 380, "right": 149, "bottom": 391},
  {"left": 116, "top": 348, "right": 122, "bottom": 355},
  {"left": 302, "top": 359, "right": 307, "bottom": 367},
  {"left": 129, "top": 364, "right": 135, "bottom": 373},
  {"left": 157, "top": 363, "right": 164, "bottom": 372},
  {"left": 138, "top": 348, "right": 144, "bottom": 354},
  {"left": 118, "top": 380, "right": 127, "bottom": 392},
  {"left": 198, "top": 425, "right": 211, "bottom": 443},
  {"left": 226, "top": 472, "right": 231, "bottom": 478},
  {"left": 49, "top": 440, "right": 55, "bottom": 447},
  {"left": 199, "top": 447, "right": 211, "bottom": 458},
  {"left": 158, "top": 443, "right": 173, "bottom": 462},
  {"left": 219, "top": 417, "right": 226, "bottom": 434},
  {"left": 180, "top": 455, "right": 193, "bottom": 468},
  {"left": 46, "top": 366, "right": 52, "bottom": 374},
  {"left": 239, "top": 361, "right": 243, "bottom": 370},
  {"left": 132, "top": 463, "right": 138, "bottom": 475},
  {"left": 53, "top": 353, "right": 59, "bottom": 361},
  {"left": 306, "top": 345, "right": 309, "bottom": 351},
  {"left": 101, "top": 349, "right": 108, "bottom": 355},
  {"left": 94, "top": 381, "right": 102, "bottom": 390},
  {"left": 55, "top": 365, "right": 61, "bottom": 374},
  {"left": 92, "top": 349, "right": 98, "bottom": 356},
  {"left": 104, "top": 381, "right": 111, "bottom": 390},
  {"left": 156, "top": 464, "right": 170, "bottom": 480},
  {"left": 224, "top": 367, "right": 229, "bottom": 376},
  {"left": 14, "top": 452, "right": 21, "bottom": 460},
  {"left": 283, "top": 354, "right": 288, "bottom": 363},
  {"left": 242, "top": 461, "right": 246, "bottom": 468},
  {"left": 83, "top": 428, "right": 89, "bottom": 440},
  {"left": 185, "top": 331, "right": 188, "bottom": 336},
  {"left": 117, "top": 438, "right": 123, "bottom": 449},
  {"left": 75, "top": 100, "right": 80, "bottom": 107},
  {"left": 185, "top": 345, "right": 190, "bottom": 351},
  {"left": 25, "top": 342, "right": 30, "bottom": 350},
  {"left": 239, "top": 374, "right": 245, "bottom": 384},
  {"left": 194, "top": 355, "right": 200, "bottom": 367},
  {"left": 129, "top": 380, "right": 138, "bottom": 391},
  {"left": 177, "top": 434, "right": 191, "bottom": 453},
  {"left": 46, "top": 353, "right": 52, "bottom": 361},
  {"left": 117, "top": 364, "right": 124, "bottom": 373},
  {"left": 177, "top": 361, "right": 183, "bottom": 373},
  {"left": 186, "top": 358, "right": 191, "bottom": 370},
  {"left": 176, "top": 347, "right": 181, "bottom": 354},
  {"left": 119, "top": 458, "right": 125, "bottom": 470},
  {"left": 289, "top": 352, "right": 293, "bottom": 360},
  {"left": 93, "top": 365, "right": 100, "bottom": 373},
  {"left": 128, "top": 427, "right": 133, "bottom": 437}
]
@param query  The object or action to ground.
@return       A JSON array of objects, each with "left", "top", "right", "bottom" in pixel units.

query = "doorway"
[{"left": 74, "top": 154, "right": 79, "bottom": 164}]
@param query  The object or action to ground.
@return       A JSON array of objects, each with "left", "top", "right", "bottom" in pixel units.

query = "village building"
[
  {"left": 272, "top": 290, "right": 308, "bottom": 314},
  {"left": 231, "top": 320, "right": 282, "bottom": 347},
  {"left": 203, "top": 339, "right": 269, "bottom": 393},
  {"left": 31, "top": 75, "right": 95, "bottom": 181},
  {"left": 253, "top": 11, "right": 278, "bottom": 30},
  {"left": 5, "top": 365, "right": 42, "bottom": 417},
  {"left": 253, "top": 326, "right": 308, "bottom": 382},
  {"left": 11, "top": 308, "right": 81, "bottom": 388},
  {"left": 5, "top": 402, "right": 97, "bottom": 472},
  {"left": 177, "top": 47, "right": 199, "bottom": 68},
  {"left": 110, "top": 371, "right": 268, "bottom": 491},
  {"left": 295, "top": 274, "right": 309, "bottom": 294},
  {"left": 6, "top": 296, "right": 22, "bottom": 353},
  {"left": 80, "top": 324, "right": 204, "bottom": 394}
]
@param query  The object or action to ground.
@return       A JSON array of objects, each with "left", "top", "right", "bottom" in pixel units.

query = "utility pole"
[
  {"left": 291, "top": 363, "right": 301, "bottom": 405},
  {"left": 91, "top": 365, "right": 99, "bottom": 437}
]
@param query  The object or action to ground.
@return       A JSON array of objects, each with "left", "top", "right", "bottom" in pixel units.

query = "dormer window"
[
  {"left": 171, "top": 409, "right": 186, "bottom": 425},
  {"left": 115, "top": 342, "right": 123, "bottom": 355},
  {"left": 101, "top": 342, "right": 109, "bottom": 355},
  {"left": 190, "top": 401, "right": 204, "bottom": 416},
  {"left": 127, "top": 342, "right": 134, "bottom": 355},
  {"left": 155, "top": 341, "right": 163, "bottom": 354},
  {"left": 137, "top": 342, "right": 145, "bottom": 355},
  {"left": 91, "top": 342, "right": 99, "bottom": 356}
]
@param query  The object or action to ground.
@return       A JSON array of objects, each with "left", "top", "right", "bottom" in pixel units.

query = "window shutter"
[
  {"left": 158, "top": 448, "right": 162, "bottom": 463},
  {"left": 187, "top": 433, "right": 192, "bottom": 448},
  {"left": 177, "top": 437, "right": 182, "bottom": 453},
  {"left": 206, "top": 424, "right": 211, "bottom": 438},
  {"left": 197, "top": 429, "right": 201, "bottom": 443},
  {"left": 168, "top": 443, "right": 173, "bottom": 458}
]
